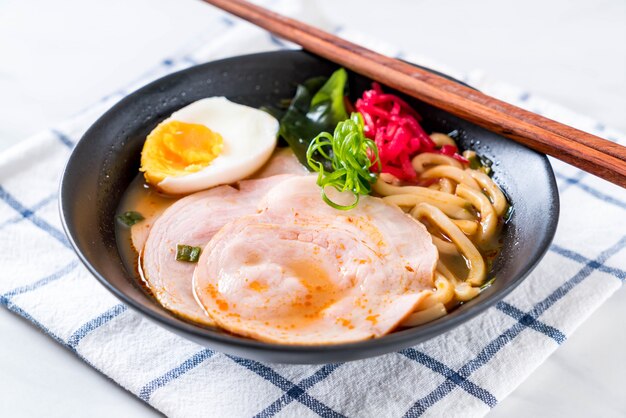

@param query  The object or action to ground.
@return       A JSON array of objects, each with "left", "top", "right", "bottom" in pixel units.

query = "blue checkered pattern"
[{"left": 1, "top": 10, "right": 624, "bottom": 418}]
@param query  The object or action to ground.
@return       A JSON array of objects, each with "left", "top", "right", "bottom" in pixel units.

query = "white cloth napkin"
[{"left": 1, "top": 3, "right": 625, "bottom": 417}]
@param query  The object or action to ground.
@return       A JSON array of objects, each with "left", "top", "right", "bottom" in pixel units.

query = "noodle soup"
[{"left": 114, "top": 68, "right": 511, "bottom": 345}]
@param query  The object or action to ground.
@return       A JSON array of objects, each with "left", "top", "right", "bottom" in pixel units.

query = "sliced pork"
[
  {"left": 193, "top": 176, "right": 438, "bottom": 344},
  {"left": 251, "top": 147, "right": 308, "bottom": 179},
  {"left": 141, "top": 174, "right": 292, "bottom": 325}
]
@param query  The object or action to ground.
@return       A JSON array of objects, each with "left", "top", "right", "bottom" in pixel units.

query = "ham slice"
[
  {"left": 141, "top": 174, "right": 293, "bottom": 325},
  {"left": 193, "top": 176, "right": 438, "bottom": 344}
]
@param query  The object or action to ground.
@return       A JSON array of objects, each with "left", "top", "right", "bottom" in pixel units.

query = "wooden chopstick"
[{"left": 202, "top": 0, "right": 626, "bottom": 188}]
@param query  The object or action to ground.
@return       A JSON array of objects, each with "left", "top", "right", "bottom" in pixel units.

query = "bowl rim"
[{"left": 59, "top": 50, "right": 560, "bottom": 363}]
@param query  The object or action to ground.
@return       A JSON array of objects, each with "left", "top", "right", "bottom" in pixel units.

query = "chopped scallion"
[
  {"left": 176, "top": 244, "right": 202, "bottom": 263},
  {"left": 480, "top": 276, "right": 496, "bottom": 290},
  {"left": 468, "top": 154, "right": 493, "bottom": 176},
  {"left": 468, "top": 155, "right": 481, "bottom": 170},
  {"left": 117, "top": 211, "right": 144, "bottom": 227},
  {"left": 503, "top": 205, "right": 514, "bottom": 223}
]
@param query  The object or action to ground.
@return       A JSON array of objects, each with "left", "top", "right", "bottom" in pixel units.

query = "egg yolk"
[{"left": 140, "top": 120, "right": 223, "bottom": 187}]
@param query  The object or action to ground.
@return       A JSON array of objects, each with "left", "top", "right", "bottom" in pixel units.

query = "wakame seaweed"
[{"left": 270, "top": 68, "right": 350, "bottom": 171}]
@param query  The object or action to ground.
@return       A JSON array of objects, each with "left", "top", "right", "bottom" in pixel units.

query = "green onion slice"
[
  {"left": 480, "top": 276, "right": 496, "bottom": 290},
  {"left": 117, "top": 211, "right": 144, "bottom": 227},
  {"left": 503, "top": 205, "right": 514, "bottom": 223},
  {"left": 468, "top": 154, "right": 494, "bottom": 176},
  {"left": 176, "top": 244, "right": 202, "bottom": 263},
  {"left": 306, "top": 112, "right": 380, "bottom": 210}
]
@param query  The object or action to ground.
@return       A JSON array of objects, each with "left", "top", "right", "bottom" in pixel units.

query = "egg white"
[{"left": 157, "top": 97, "right": 278, "bottom": 194}]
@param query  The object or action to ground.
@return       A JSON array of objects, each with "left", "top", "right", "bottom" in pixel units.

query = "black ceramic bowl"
[{"left": 60, "top": 50, "right": 559, "bottom": 364}]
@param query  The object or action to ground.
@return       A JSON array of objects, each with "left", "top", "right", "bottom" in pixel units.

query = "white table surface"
[{"left": 1, "top": 0, "right": 624, "bottom": 416}]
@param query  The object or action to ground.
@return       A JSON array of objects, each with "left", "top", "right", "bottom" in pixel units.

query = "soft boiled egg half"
[{"left": 140, "top": 97, "right": 278, "bottom": 195}]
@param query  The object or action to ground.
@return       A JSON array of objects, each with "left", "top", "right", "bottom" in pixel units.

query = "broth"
[{"left": 115, "top": 174, "right": 177, "bottom": 294}]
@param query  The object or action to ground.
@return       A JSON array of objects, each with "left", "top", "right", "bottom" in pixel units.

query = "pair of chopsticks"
[{"left": 203, "top": 0, "right": 626, "bottom": 188}]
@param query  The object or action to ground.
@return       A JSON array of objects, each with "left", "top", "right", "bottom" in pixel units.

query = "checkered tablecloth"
[{"left": 1, "top": 2, "right": 625, "bottom": 417}]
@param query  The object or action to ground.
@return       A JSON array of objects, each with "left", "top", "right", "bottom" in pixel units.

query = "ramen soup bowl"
[{"left": 59, "top": 50, "right": 559, "bottom": 364}]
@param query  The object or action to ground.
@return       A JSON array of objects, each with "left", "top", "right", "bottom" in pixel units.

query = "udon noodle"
[{"left": 374, "top": 133, "right": 509, "bottom": 326}]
